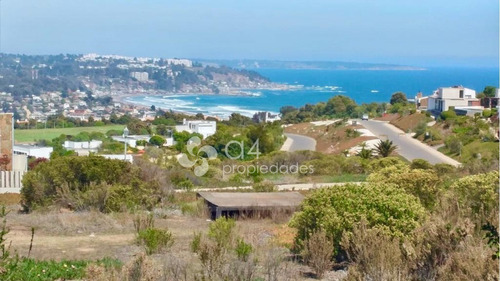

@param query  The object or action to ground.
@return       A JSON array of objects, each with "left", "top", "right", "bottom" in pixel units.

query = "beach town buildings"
[
  {"left": 13, "top": 145, "right": 53, "bottom": 159},
  {"left": 481, "top": 88, "right": 500, "bottom": 109},
  {"left": 427, "top": 86, "right": 481, "bottom": 114},
  {"left": 130, "top": 72, "right": 149, "bottom": 82},
  {"left": 253, "top": 111, "right": 281, "bottom": 123},
  {"left": 175, "top": 119, "right": 217, "bottom": 139},
  {"left": 415, "top": 92, "right": 429, "bottom": 110},
  {"left": 64, "top": 140, "right": 103, "bottom": 155},
  {"left": 111, "top": 135, "right": 151, "bottom": 148}
]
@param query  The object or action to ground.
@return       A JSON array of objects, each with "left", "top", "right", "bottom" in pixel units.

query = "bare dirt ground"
[
  {"left": 389, "top": 113, "right": 428, "bottom": 132},
  {"left": 374, "top": 113, "right": 399, "bottom": 122},
  {"left": 1, "top": 193, "right": 349, "bottom": 280},
  {"left": 284, "top": 122, "right": 376, "bottom": 154},
  {"left": 5, "top": 208, "right": 212, "bottom": 263}
]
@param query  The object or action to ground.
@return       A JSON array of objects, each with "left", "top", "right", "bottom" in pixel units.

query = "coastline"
[{"left": 114, "top": 86, "right": 285, "bottom": 119}]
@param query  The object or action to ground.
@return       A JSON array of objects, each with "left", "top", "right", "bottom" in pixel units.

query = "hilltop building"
[
  {"left": 64, "top": 140, "right": 103, "bottom": 155},
  {"left": 176, "top": 119, "right": 217, "bottom": 139},
  {"left": 427, "top": 86, "right": 481, "bottom": 113},
  {"left": 13, "top": 145, "right": 53, "bottom": 159},
  {"left": 253, "top": 111, "right": 281, "bottom": 123},
  {"left": 130, "top": 72, "right": 149, "bottom": 82},
  {"left": 111, "top": 135, "right": 151, "bottom": 148}
]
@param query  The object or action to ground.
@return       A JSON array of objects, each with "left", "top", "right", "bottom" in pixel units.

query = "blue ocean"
[{"left": 126, "top": 68, "right": 499, "bottom": 118}]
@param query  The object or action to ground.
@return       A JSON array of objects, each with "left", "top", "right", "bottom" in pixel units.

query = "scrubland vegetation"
[
  {"left": 0, "top": 144, "right": 495, "bottom": 280},
  {"left": 3, "top": 90, "right": 498, "bottom": 280}
]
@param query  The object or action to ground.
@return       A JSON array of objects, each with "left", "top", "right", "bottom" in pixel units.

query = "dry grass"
[
  {"left": 0, "top": 193, "right": 21, "bottom": 205},
  {"left": 285, "top": 122, "right": 376, "bottom": 154},
  {"left": 389, "top": 112, "right": 428, "bottom": 132},
  {"left": 3, "top": 207, "right": 342, "bottom": 280},
  {"left": 7, "top": 210, "right": 133, "bottom": 236}
]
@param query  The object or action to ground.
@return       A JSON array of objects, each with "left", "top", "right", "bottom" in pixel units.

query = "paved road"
[
  {"left": 282, "top": 133, "right": 316, "bottom": 152},
  {"left": 358, "top": 120, "right": 461, "bottom": 166}
]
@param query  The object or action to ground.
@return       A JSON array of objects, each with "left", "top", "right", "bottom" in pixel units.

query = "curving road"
[
  {"left": 358, "top": 119, "right": 461, "bottom": 167},
  {"left": 281, "top": 133, "right": 316, "bottom": 152}
]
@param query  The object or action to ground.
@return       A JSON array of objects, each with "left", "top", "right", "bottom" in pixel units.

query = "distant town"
[{"left": 0, "top": 53, "right": 278, "bottom": 125}]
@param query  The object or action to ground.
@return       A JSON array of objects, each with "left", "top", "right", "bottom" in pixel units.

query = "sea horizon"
[{"left": 125, "top": 67, "right": 499, "bottom": 118}]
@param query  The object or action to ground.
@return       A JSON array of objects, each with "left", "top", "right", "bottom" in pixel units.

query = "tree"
[
  {"left": 149, "top": 135, "right": 166, "bottom": 146},
  {"left": 375, "top": 140, "right": 397, "bottom": 157},
  {"left": 483, "top": 86, "right": 497, "bottom": 98},
  {"left": 390, "top": 92, "right": 408, "bottom": 105},
  {"left": 156, "top": 124, "right": 169, "bottom": 136},
  {"left": 21, "top": 156, "right": 151, "bottom": 211},
  {"left": 150, "top": 105, "right": 156, "bottom": 111},
  {"left": 290, "top": 183, "right": 426, "bottom": 256}
]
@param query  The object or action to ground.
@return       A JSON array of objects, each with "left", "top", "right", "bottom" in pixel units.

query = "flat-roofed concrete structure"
[{"left": 197, "top": 191, "right": 304, "bottom": 219}]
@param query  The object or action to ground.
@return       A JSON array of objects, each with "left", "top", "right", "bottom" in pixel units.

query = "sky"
[{"left": 0, "top": 0, "right": 498, "bottom": 67}]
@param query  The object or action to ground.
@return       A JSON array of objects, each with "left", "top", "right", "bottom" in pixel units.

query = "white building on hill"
[
  {"left": 427, "top": 86, "right": 480, "bottom": 113},
  {"left": 175, "top": 119, "right": 217, "bottom": 139},
  {"left": 13, "top": 145, "right": 53, "bottom": 159}
]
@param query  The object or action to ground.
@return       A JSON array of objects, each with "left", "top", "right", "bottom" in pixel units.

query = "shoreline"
[{"left": 115, "top": 87, "right": 281, "bottom": 120}]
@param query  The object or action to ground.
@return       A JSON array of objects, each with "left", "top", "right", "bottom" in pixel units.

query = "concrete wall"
[
  {"left": 439, "top": 87, "right": 476, "bottom": 99},
  {"left": 12, "top": 154, "right": 27, "bottom": 172},
  {"left": 0, "top": 114, "right": 13, "bottom": 171},
  {"left": 0, "top": 171, "right": 24, "bottom": 193},
  {"left": 443, "top": 99, "right": 472, "bottom": 111}
]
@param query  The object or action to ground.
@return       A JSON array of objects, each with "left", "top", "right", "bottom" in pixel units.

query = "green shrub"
[
  {"left": 410, "top": 159, "right": 433, "bottom": 170},
  {"left": 440, "top": 110, "right": 457, "bottom": 120},
  {"left": 252, "top": 181, "right": 277, "bottom": 192},
  {"left": 21, "top": 156, "right": 152, "bottom": 211},
  {"left": 208, "top": 218, "right": 236, "bottom": 247},
  {"left": 433, "top": 163, "right": 456, "bottom": 177},
  {"left": 414, "top": 121, "right": 427, "bottom": 137},
  {"left": 174, "top": 178, "right": 194, "bottom": 190},
  {"left": 368, "top": 166, "right": 441, "bottom": 209},
  {"left": 427, "top": 127, "right": 443, "bottom": 141},
  {"left": 235, "top": 238, "right": 253, "bottom": 261},
  {"left": 290, "top": 183, "right": 426, "bottom": 255},
  {"left": 483, "top": 109, "right": 492, "bottom": 118},
  {"left": 450, "top": 171, "right": 499, "bottom": 218},
  {"left": 444, "top": 135, "right": 463, "bottom": 155},
  {"left": 137, "top": 228, "right": 174, "bottom": 255},
  {"left": 368, "top": 157, "right": 407, "bottom": 172},
  {"left": 105, "top": 184, "right": 157, "bottom": 212},
  {"left": 180, "top": 199, "right": 207, "bottom": 217},
  {"left": 149, "top": 135, "right": 166, "bottom": 146},
  {"left": 303, "top": 155, "right": 343, "bottom": 175}
]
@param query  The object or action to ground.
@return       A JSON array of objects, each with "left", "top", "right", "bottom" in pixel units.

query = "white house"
[
  {"left": 254, "top": 111, "right": 281, "bottom": 123},
  {"left": 100, "top": 154, "right": 133, "bottom": 163},
  {"left": 175, "top": 119, "right": 217, "bottom": 139},
  {"left": 64, "top": 140, "right": 103, "bottom": 155},
  {"left": 13, "top": 145, "right": 53, "bottom": 159},
  {"left": 111, "top": 135, "right": 151, "bottom": 148},
  {"left": 427, "top": 86, "right": 481, "bottom": 113}
]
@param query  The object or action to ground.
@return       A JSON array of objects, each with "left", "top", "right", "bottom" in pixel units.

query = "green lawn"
[{"left": 14, "top": 125, "right": 126, "bottom": 143}]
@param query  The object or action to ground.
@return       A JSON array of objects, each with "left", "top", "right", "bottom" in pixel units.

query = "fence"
[{"left": 0, "top": 171, "right": 24, "bottom": 193}]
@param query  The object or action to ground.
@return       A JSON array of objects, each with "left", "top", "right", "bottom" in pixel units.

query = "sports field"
[{"left": 14, "top": 125, "right": 126, "bottom": 143}]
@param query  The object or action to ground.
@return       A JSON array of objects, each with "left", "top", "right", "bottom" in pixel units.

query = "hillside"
[{"left": 0, "top": 54, "right": 273, "bottom": 98}]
